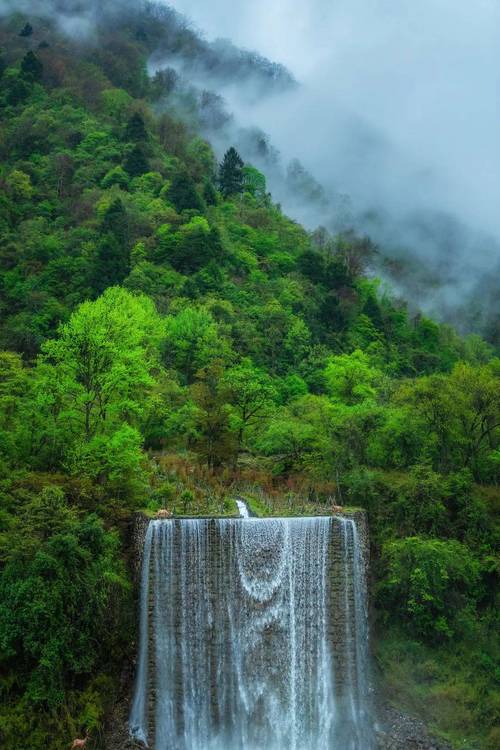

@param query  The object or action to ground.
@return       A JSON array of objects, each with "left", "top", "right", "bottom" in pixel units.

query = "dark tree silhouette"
[
  {"left": 124, "top": 112, "right": 148, "bottom": 142},
  {"left": 19, "top": 23, "right": 33, "bottom": 37},
  {"left": 168, "top": 171, "right": 204, "bottom": 213},
  {"left": 124, "top": 145, "right": 149, "bottom": 176},
  {"left": 203, "top": 179, "right": 218, "bottom": 206},
  {"left": 21, "top": 51, "right": 43, "bottom": 82},
  {"left": 94, "top": 199, "right": 130, "bottom": 292},
  {"left": 218, "top": 147, "right": 244, "bottom": 198}
]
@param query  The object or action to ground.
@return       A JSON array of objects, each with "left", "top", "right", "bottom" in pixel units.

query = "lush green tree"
[
  {"left": 324, "top": 349, "right": 384, "bottom": 405},
  {"left": 242, "top": 165, "right": 268, "bottom": 203},
  {"left": 224, "top": 359, "right": 277, "bottom": 453},
  {"left": 378, "top": 536, "right": 481, "bottom": 640},
  {"left": 168, "top": 170, "right": 204, "bottom": 213},
  {"left": 124, "top": 112, "right": 148, "bottom": 142},
  {"left": 40, "top": 287, "right": 162, "bottom": 443},
  {"left": 257, "top": 412, "right": 317, "bottom": 473},
  {"left": 190, "top": 360, "right": 235, "bottom": 468},
  {"left": 0, "top": 486, "right": 129, "bottom": 726},
  {"left": 218, "top": 147, "right": 244, "bottom": 198},
  {"left": 163, "top": 306, "right": 232, "bottom": 383},
  {"left": 124, "top": 144, "right": 149, "bottom": 176},
  {"left": 159, "top": 217, "right": 224, "bottom": 274}
]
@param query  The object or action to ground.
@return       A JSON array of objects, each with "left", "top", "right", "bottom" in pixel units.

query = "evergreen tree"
[
  {"left": 20, "top": 51, "right": 43, "bottom": 82},
  {"left": 94, "top": 199, "right": 130, "bottom": 292},
  {"left": 6, "top": 76, "right": 30, "bottom": 105},
  {"left": 203, "top": 179, "right": 218, "bottom": 206},
  {"left": 19, "top": 23, "right": 33, "bottom": 37},
  {"left": 101, "top": 198, "right": 128, "bottom": 245},
  {"left": 124, "top": 112, "right": 148, "bottom": 142},
  {"left": 124, "top": 144, "right": 149, "bottom": 176},
  {"left": 168, "top": 171, "right": 205, "bottom": 213},
  {"left": 363, "top": 294, "right": 384, "bottom": 331},
  {"left": 218, "top": 147, "right": 244, "bottom": 198}
]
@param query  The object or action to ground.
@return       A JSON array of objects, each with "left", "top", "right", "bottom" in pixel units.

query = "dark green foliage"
[
  {"left": 124, "top": 144, "right": 149, "bottom": 176},
  {"left": 93, "top": 199, "right": 130, "bottom": 292},
  {"left": 0, "top": 487, "right": 130, "bottom": 745},
  {"left": 168, "top": 170, "right": 205, "bottom": 213},
  {"left": 124, "top": 112, "right": 148, "bottom": 142},
  {"left": 0, "top": 10, "right": 497, "bottom": 749},
  {"left": 163, "top": 218, "right": 224, "bottom": 274},
  {"left": 203, "top": 178, "right": 218, "bottom": 205},
  {"left": 19, "top": 23, "right": 34, "bottom": 37},
  {"left": 20, "top": 51, "right": 43, "bottom": 82},
  {"left": 378, "top": 536, "right": 481, "bottom": 640},
  {"left": 218, "top": 146, "right": 244, "bottom": 198}
]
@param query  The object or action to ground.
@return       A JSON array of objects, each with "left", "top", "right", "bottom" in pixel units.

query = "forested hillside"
[{"left": 0, "top": 5, "right": 498, "bottom": 750}]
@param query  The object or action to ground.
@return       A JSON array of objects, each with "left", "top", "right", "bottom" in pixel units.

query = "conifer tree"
[
  {"left": 203, "top": 179, "right": 218, "bottom": 206},
  {"left": 124, "top": 145, "right": 149, "bottom": 176},
  {"left": 124, "top": 112, "right": 148, "bottom": 142},
  {"left": 168, "top": 171, "right": 205, "bottom": 213},
  {"left": 20, "top": 51, "right": 43, "bottom": 82},
  {"left": 19, "top": 23, "right": 33, "bottom": 37},
  {"left": 94, "top": 199, "right": 130, "bottom": 292},
  {"left": 218, "top": 147, "right": 244, "bottom": 198}
]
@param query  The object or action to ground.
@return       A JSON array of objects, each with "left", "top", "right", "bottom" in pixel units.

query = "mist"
[
  {"left": 167, "top": 0, "right": 500, "bottom": 333},
  {"left": 1, "top": 0, "right": 499, "bottom": 335}
]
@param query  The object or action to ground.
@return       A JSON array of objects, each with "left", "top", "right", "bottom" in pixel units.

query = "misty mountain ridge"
[{"left": 1, "top": 0, "right": 498, "bottom": 344}]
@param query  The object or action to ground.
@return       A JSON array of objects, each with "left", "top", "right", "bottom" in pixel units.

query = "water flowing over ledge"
[{"left": 129, "top": 516, "right": 374, "bottom": 750}]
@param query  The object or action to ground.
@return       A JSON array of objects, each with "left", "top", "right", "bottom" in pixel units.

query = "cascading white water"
[
  {"left": 236, "top": 499, "right": 250, "bottom": 518},
  {"left": 130, "top": 516, "right": 374, "bottom": 750}
]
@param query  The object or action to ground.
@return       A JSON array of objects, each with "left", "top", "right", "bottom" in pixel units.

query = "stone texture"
[
  {"left": 106, "top": 511, "right": 449, "bottom": 750},
  {"left": 376, "top": 705, "right": 452, "bottom": 750}
]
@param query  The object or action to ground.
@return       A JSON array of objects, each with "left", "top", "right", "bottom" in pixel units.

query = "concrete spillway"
[{"left": 129, "top": 516, "right": 374, "bottom": 749}]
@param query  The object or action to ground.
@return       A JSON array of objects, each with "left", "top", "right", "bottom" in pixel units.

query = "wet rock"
[{"left": 376, "top": 704, "right": 452, "bottom": 750}]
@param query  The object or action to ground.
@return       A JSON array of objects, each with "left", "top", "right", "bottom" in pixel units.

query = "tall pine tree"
[
  {"left": 124, "top": 112, "right": 148, "bottom": 142},
  {"left": 20, "top": 51, "right": 43, "bottom": 82},
  {"left": 218, "top": 147, "right": 244, "bottom": 198}
]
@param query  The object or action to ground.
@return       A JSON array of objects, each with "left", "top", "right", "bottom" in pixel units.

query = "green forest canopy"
[{"left": 0, "top": 8, "right": 498, "bottom": 750}]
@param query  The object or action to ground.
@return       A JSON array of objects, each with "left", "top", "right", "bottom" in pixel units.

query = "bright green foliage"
[
  {"left": 163, "top": 306, "right": 231, "bottom": 383},
  {"left": 224, "top": 359, "right": 277, "bottom": 452},
  {"left": 0, "top": 8, "right": 498, "bottom": 748},
  {"left": 242, "top": 165, "right": 268, "bottom": 203},
  {"left": 324, "top": 349, "right": 384, "bottom": 404},
  {"left": 41, "top": 287, "right": 161, "bottom": 440}
]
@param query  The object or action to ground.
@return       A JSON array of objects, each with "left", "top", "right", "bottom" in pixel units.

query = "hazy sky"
[{"left": 169, "top": 0, "right": 500, "bottom": 244}]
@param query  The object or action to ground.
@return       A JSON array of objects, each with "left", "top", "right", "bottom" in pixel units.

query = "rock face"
[
  {"left": 376, "top": 705, "right": 452, "bottom": 750},
  {"left": 131, "top": 512, "right": 150, "bottom": 583}
]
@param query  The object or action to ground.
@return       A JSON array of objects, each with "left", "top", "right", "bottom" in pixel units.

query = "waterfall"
[
  {"left": 236, "top": 499, "right": 250, "bottom": 518},
  {"left": 130, "top": 516, "right": 374, "bottom": 750}
]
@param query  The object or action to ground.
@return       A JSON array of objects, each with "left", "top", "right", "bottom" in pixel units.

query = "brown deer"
[
  {"left": 71, "top": 733, "right": 89, "bottom": 749},
  {"left": 157, "top": 508, "right": 172, "bottom": 519}
]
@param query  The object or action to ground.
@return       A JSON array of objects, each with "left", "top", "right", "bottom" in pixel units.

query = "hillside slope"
[{"left": 0, "top": 5, "right": 498, "bottom": 750}]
